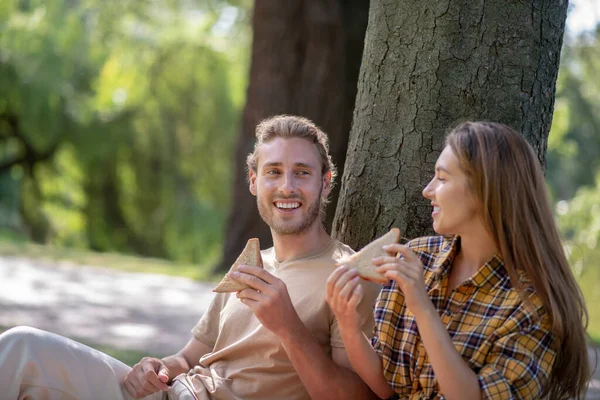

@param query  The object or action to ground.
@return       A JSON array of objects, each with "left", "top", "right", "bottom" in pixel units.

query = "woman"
[{"left": 326, "top": 121, "right": 590, "bottom": 399}]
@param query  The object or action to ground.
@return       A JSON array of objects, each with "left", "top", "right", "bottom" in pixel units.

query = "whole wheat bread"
[{"left": 213, "top": 238, "right": 263, "bottom": 293}]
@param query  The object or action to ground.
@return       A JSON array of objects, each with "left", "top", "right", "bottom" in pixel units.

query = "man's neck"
[{"left": 271, "top": 223, "right": 332, "bottom": 263}]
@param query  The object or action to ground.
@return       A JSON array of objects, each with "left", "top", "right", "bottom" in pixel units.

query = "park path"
[
  {"left": 0, "top": 255, "right": 598, "bottom": 398},
  {"left": 0, "top": 256, "right": 216, "bottom": 355}
]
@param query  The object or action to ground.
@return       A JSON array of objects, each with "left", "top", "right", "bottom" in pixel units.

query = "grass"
[{"left": 0, "top": 239, "right": 219, "bottom": 282}]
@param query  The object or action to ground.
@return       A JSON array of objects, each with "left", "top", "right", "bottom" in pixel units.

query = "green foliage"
[
  {"left": 0, "top": 0, "right": 250, "bottom": 266},
  {"left": 548, "top": 25, "right": 600, "bottom": 341},
  {"left": 548, "top": 28, "right": 600, "bottom": 201},
  {"left": 556, "top": 176, "right": 600, "bottom": 342}
]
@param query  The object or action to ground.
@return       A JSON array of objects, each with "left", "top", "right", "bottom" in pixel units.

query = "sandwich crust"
[{"left": 213, "top": 238, "right": 263, "bottom": 293}]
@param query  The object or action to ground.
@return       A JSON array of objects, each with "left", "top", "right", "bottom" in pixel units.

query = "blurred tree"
[
  {"left": 0, "top": 0, "right": 246, "bottom": 264},
  {"left": 547, "top": 27, "right": 600, "bottom": 201},
  {"left": 332, "top": 0, "right": 568, "bottom": 248},
  {"left": 217, "top": 0, "right": 370, "bottom": 272}
]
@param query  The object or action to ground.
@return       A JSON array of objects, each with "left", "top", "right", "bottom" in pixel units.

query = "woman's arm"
[
  {"left": 374, "top": 244, "right": 481, "bottom": 400},
  {"left": 326, "top": 266, "right": 395, "bottom": 398}
]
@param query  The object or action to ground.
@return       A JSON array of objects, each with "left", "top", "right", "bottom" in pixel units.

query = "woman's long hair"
[{"left": 446, "top": 121, "right": 590, "bottom": 399}]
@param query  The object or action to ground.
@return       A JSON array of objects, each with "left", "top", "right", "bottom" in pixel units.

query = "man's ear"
[
  {"left": 322, "top": 171, "right": 332, "bottom": 197},
  {"left": 249, "top": 169, "right": 257, "bottom": 196}
]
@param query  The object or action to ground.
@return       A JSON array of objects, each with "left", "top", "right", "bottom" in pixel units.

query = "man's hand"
[
  {"left": 123, "top": 357, "right": 170, "bottom": 398},
  {"left": 230, "top": 265, "right": 303, "bottom": 339}
]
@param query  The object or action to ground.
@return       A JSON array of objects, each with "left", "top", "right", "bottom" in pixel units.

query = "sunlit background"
[{"left": 0, "top": 0, "right": 599, "bottom": 345}]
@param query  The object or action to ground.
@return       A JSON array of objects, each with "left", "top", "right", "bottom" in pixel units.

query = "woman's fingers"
[
  {"left": 338, "top": 275, "right": 360, "bottom": 302},
  {"left": 383, "top": 244, "right": 419, "bottom": 262},
  {"left": 327, "top": 266, "right": 349, "bottom": 298},
  {"left": 348, "top": 283, "right": 363, "bottom": 308},
  {"left": 326, "top": 266, "right": 362, "bottom": 314},
  {"left": 376, "top": 261, "right": 420, "bottom": 281},
  {"left": 372, "top": 256, "right": 400, "bottom": 266}
]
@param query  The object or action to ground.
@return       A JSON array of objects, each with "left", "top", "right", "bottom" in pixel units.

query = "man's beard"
[{"left": 257, "top": 186, "right": 323, "bottom": 236}]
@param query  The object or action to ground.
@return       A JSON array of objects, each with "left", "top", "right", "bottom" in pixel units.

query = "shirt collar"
[
  {"left": 429, "top": 236, "right": 508, "bottom": 290},
  {"left": 427, "top": 236, "right": 458, "bottom": 287},
  {"left": 467, "top": 254, "right": 508, "bottom": 289}
]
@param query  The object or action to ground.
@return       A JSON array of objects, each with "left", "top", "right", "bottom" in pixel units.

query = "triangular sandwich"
[
  {"left": 213, "top": 238, "right": 263, "bottom": 293},
  {"left": 335, "top": 228, "right": 400, "bottom": 284}
]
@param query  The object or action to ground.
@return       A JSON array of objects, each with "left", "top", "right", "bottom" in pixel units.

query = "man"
[{"left": 0, "top": 115, "right": 381, "bottom": 399}]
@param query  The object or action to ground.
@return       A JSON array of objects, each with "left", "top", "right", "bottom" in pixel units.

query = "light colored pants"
[{"left": 0, "top": 326, "right": 194, "bottom": 400}]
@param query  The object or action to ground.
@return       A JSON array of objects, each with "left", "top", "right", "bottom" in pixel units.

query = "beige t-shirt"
[{"left": 180, "top": 239, "right": 380, "bottom": 400}]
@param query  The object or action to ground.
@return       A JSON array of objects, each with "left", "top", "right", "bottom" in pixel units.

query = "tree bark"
[
  {"left": 333, "top": 0, "right": 568, "bottom": 249},
  {"left": 216, "top": 0, "right": 369, "bottom": 272}
]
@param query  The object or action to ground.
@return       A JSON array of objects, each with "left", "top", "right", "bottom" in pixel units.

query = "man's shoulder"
[{"left": 330, "top": 239, "right": 355, "bottom": 261}]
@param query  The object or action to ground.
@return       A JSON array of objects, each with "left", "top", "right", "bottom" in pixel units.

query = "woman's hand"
[
  {"left": 326, "top": 266, "right": 364, "bottom": 333},
  {"left": 373, "top": 244, "right": 429, "bottom": 312}
]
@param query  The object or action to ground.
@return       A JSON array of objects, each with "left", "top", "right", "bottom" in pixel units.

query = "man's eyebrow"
[
  {"left": 262, "top": 162, "right": 283, "bottom": 168},
  {"left": 294, "top": 162, "right": 317, "bottom": 169},
  {"left": 261, "top": 162, "right": 317, "bottom": 169}
]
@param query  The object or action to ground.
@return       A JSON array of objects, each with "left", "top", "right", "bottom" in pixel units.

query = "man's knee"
[{"left": 0, "top": 326, "right": 47, "bottom": 352}]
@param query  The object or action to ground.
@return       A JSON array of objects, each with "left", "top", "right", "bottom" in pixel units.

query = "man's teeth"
[
  {"left": 433, "top": 206, "right": 440, "bottom": 212},
  {"left": 276, "top": 202, "right": 300, "bottom": 209}
]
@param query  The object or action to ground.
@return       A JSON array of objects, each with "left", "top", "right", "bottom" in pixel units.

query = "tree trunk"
[
  {"left": 216, "top": 0, "right": 369, "bottom": 272},
  {"left": 333, "top": 0, "right": 568, "bottom": 249}
]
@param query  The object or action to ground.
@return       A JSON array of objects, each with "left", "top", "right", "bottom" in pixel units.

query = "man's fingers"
[
  {"left": 236, "top": 287, "right": 265, "bottom": 301},
  {"left": 236, "top": 265, "right": 276, "bottom": 284},
  {"left": 239, "top": 297, "right": 260, "bottom": 310},
  {"left": 138, "top": 361, "right": 169, "bottom": 392},
  {"left": 230, "top": 271, "right": 270, "bottom": 292},
  {"left": 157, "top": 364, "right": 170, "bottom": 385},
  {"left": 123, "top": 379, "right": 138, "bottom": 397}
]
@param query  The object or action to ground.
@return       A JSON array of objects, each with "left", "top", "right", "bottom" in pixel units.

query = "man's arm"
[
  {"left": 281, "top": 323, "right": 379, "bottom": 399},
  {"left": 231, "top": 265, "right": 378, "bottom": 400},
  {"left": 123, "top": 336, "right": 212, "bottom": 399}
]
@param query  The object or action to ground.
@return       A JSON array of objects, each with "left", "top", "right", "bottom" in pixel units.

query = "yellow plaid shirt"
[{"left": 372, "top": 236, "right": 556, "bottom": 400}]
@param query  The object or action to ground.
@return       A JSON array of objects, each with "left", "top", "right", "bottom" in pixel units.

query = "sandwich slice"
[
  {"left": 213, "top": 238, "right": 263, "bottom": 293},
  {"left": 335, "top": 228, "right": 400, "bottom": 284}
]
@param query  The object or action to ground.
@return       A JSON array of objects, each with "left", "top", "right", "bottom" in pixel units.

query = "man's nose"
[{"left": 279, "top": 172, "right": 297, "bottom": 195}]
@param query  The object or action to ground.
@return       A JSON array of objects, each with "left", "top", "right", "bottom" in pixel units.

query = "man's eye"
[
  {"left": 437, "top": 176, "right": 446, "bottom": 182},
  {"left": 297, "top": 171, "right": 310, "bottom": 176},
  {"left": 266, "top": 170, "right": 280, "bottom": 175}
]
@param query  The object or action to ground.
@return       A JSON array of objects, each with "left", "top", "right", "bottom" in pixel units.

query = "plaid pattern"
[{"left": 372, "top": 236, "right": 556, "bottom": 400}]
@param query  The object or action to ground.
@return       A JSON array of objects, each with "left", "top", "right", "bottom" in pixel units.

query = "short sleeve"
[
  {"left": 191, "top": 292, "right": 231, "bottom": 348},
  {"left": 330, "top": 280, "right": 382, "bottom": 348},
  {"left": 477, "top": 317, "right": 556, "bottom": 400}
]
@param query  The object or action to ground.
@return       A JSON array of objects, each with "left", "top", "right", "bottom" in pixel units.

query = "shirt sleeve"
[
  {"left": 477, "top": 316, "right": 556, "bottom": 400},
  {"left": 191, "top": 292, "right": 231, "bottom": 348}
]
